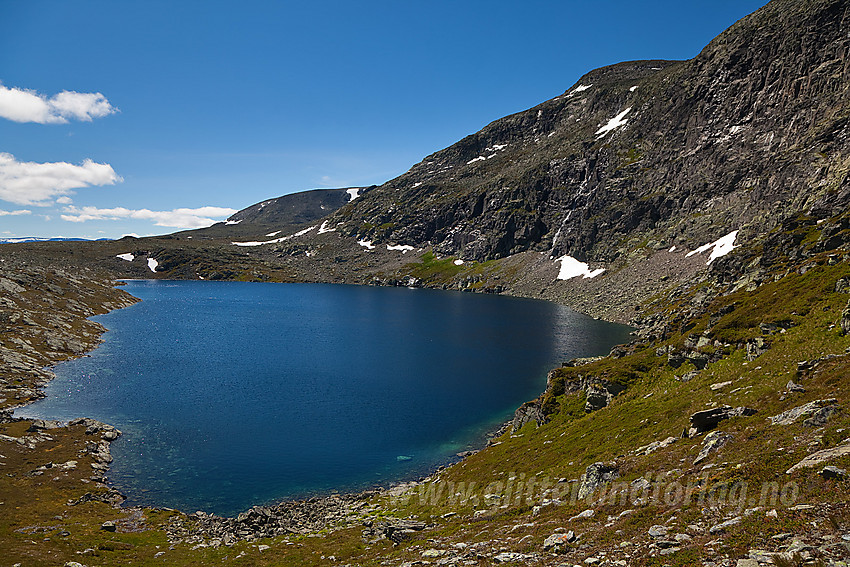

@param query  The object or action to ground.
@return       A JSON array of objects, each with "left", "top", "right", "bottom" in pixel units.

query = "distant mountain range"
[{"left": 0, "top": 237, "right": 112, "bottom": 244}]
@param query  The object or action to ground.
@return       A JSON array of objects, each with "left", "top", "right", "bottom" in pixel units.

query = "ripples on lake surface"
[{"left": 19, "top": 280, "right": 632, "bottom": 515}]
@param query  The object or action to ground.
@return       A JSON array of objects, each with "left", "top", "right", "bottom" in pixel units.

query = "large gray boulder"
[
  {"left": 577, "top": 462, "right": 619, "bottom": 500},
  {"left": 694, "top": 431, "right": 733, "bottom": 464},
  {"left": 690, "top": 406, "right": 757, "bottom": 433},
  {"left": 768, "top": 399, "right": 839, "bottom": 426}
]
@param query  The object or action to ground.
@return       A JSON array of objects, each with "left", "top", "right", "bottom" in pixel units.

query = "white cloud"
[
  {"left": 61, "top": 205, "right": 238, "bottom": 229},
  {"left": 0, "top": 152, "right": 122, "bottom": 206},
  {"left": 0, "top": 82, "right": 117, "bottom": 124},
  {"left": 0, "top": 208, "right": 31, "bottom": 216}
]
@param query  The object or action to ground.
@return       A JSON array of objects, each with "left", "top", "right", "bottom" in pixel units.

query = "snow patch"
[
  {"left": 554, "top": 255, "right": 605, "bottom": 280},
  {"left": 346, "top": 188, "right": 361, "bottom": 201},
  {"left": 387, "top": 244, "right": 414, "bottom": 253},
  {"left": 266, "top": 231, "right": 281, "bottom": 237},
  {"left": 318, "top": 221, "right": 336, "bottom": 234},
  {"left": 467, "top": 143, "right": 508, "bottom": 165},
  {"left": 685, "top": 230, "right": 739, "bottom": 264},
  {"left": 357, "top": 239, "right": 375, "bottom": 250},
  {"left": 147, "top": 258, "right": 159, "bottom": 273},
  {"left": 225, "top": 219, "right": 242, "bottom": 225},
  {"left": 595, "top": 107, "right": 632, "bottom": 139},
  {"left": 453, "top": 259, "right": 464, "bottom": 266},
  {"left": 568, "top": 84, "right": 593, "bottom": 96},
  {"left": 630, "top": 85, "right": 639, "bottom": 92},
  {"left": 116, "top": 253, "right": 134, "bottom": 261},
  {"left": 292, "top": 226, "right": 317, "bottom": 238},
  {"left": 668, "top": 246, "right": 677, "bottom": 253},
  {"left": 231, "top": 225, "right": 317, "bottom": 247}
]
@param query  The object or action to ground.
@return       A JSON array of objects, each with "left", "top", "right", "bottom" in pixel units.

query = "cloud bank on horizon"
[
  {"left": 60, "top": 205, "right": 238, "bottom": 229},
  {"left": 0, "top": 81, "right": 236, "bottom": 235}
]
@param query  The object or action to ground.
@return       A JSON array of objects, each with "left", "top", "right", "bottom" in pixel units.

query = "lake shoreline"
[{"left": 1, "top": 270, "right": 627, "bottom": 545}]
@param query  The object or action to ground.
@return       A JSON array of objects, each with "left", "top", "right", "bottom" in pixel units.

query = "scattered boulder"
[
  {"left": 27, "top": 419, "right": 63, "bottom": 432},
  {"left": 578, "top": 462, "right": 619, "bottom": 500},
  {"left": 100, "top": 521, "right": 117, "bottom": 532},
  {"left": 694, "top": 431, "right": 733, "bottom": 464},
  {"left": 785, "top": 380, "right": 806, "bottom": 393},
  {"left": 786, "top": 439, "right": 850, "bottom": 474},
  {"left": 768, "top": 399, "right": 839, "bottom": 426},
  {"left": 569, "top": 509, "right": 595, "bottom": 521},
  {"left": 648, "top": 525, "right": 669, "bottom": 538},
  {"left": 818, "top": 466, "right": 847, "bottom": 480},
  {"left": 542, "top": 530, "right": 576, "bottom": 553},
  {"left": 746, "top": 337, "right": 770, "bottom": 360},
  {"left": 635, "top": 436, "right": 677, "bottom": 456},
  {"left": 709, "top": 516, "right": 741, "bottom": 534},
  {"left": 836, "top": 278, "right": 850, "bottom": 293},
  {"left": 362, "top": 518, "right": 427, "bottom": 544},
  {"left": 690, "top": 406, "right": 757, "bottom": 433}
]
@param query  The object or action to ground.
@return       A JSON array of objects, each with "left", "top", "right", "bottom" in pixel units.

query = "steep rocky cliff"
[{"left": 313, "top": 0, "right": 848, "bottom": 268}]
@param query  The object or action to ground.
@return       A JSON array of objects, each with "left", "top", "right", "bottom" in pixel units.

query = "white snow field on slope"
[
  {"left": 554, "top": 255, "right": 605, "bottom": 280},
  {"left": 686, "top": 230, "right": 739, "bottom": 265}
]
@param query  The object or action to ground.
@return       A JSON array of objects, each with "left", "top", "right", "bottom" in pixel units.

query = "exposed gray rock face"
[
  {"left": 584, "top": 385, "right": 615, "bottom": 413},
  {"left": 786, "top": 440, "right": 850, "bottom": 474},
  {"left": 578, "top": 462, "right": 619, "bottom": 500},
  {"left": 511, "top": 399, "right": 546, "bottom": 433},
  {"left": 840, "top": 299, "right": 850, "bottom": 335},
  {"left": 746, "top": 337, "right": 770, "bottom": 361},
  {"left": 768, "top": 399, "right": 839, "bottom": 426},
  {"left": 694, "top": 431, "right": 733, "bottom": 464},
  {"left": 690, "top": 406, "right": 757, "bottom": 433},
  {"left": 301, "top": 0, "right": 850, "bottom": 283},
  {"left": 555, "top": 373, "right": 627, "bottom": 414}
]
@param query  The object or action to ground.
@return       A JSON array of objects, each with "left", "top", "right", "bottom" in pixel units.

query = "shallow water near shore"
[{"left": 20, "top": 280, "right": 631, "bottom": 516}]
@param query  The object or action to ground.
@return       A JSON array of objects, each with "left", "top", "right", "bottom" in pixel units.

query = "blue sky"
[{"left": 0, "top": 0, "right": 767, "bottom": 239}]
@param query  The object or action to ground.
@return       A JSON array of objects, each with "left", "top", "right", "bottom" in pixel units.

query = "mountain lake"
[{"left": 17, "top": 280, "right": 632, "bottom": 516}]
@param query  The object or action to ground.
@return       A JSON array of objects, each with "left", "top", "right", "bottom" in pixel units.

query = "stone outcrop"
[
  {"left": 511, "top": 399, "right": 546, "bottom": 433},
  {"left": 577, "top": 462, "right": 619, "bottom": 500},
  {"left": 768, "top": 399, "right": 840, "bottom": 426},
  {"left": 689, "top": 406, "right": 757, "bottom": 434},
  {"left": 786, "top": 440, "right": 850, "bottom": 474},
  {"left": 694, "top": 431, "right": 733, "bottom": 465}
]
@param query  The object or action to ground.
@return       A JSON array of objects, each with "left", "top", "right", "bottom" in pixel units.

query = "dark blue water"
[{"left": 19, "top": 281, "right": 631, "bottom": 515}]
